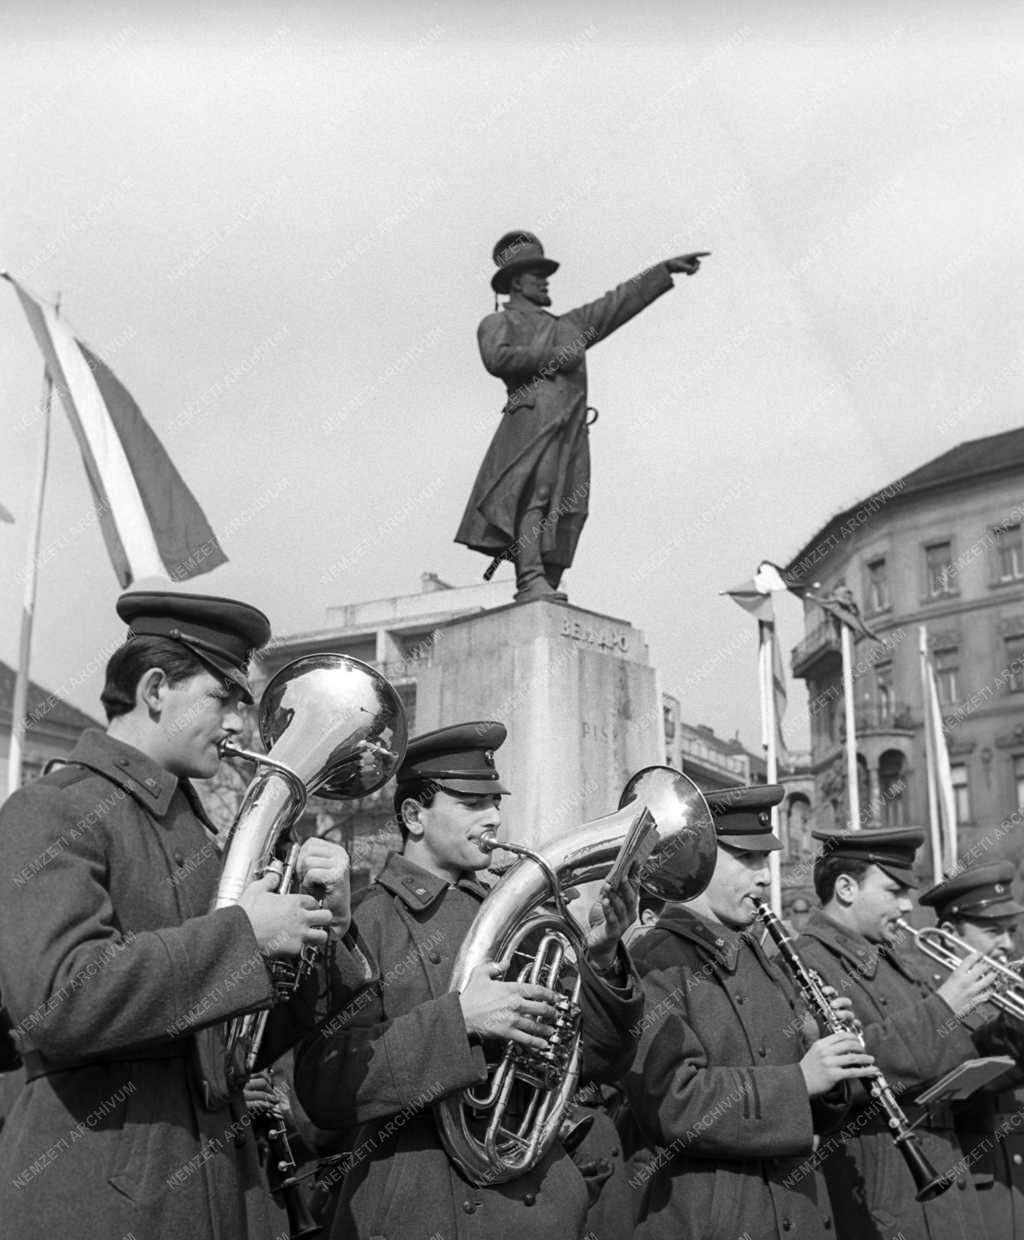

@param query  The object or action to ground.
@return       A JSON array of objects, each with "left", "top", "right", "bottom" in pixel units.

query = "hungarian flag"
[{"left": 5, "top": 275, "right": 227, "bottom": 586}]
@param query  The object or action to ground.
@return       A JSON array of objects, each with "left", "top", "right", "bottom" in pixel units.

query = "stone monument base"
[{"left": 414, "top": 597, "right": 663, "bottom": 853}]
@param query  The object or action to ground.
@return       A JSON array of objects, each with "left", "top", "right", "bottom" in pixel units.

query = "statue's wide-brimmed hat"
[{"left": 491, "top": 231, "right": 559, "bottom": 293}]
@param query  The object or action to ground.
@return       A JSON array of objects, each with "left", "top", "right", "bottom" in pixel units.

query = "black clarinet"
[
  {"left": 258, "top": 1106, "right": 323, "bottom": 1239},
  {"left": 753, "top": 898, "right": 950, "bottom": 1203}
]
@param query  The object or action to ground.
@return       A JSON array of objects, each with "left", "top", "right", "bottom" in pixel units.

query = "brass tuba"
[
  {"left": 216, "top": 653, "right": 407, "bottom": 1082},
  {"left": 434, "top": 766, "right": 716, "bottom": 1185}
]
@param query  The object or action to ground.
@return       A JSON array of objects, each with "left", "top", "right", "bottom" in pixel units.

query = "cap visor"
[
  {"left": 436, "top": 778, "right": 510, "bottom": 796},
  {"left": 188, "top": 646, "right": 255, "bottom": 704},
  {"left": 966, "top": 899, "right": 1024, "bottom": 920},
  {"left": 875, "top": 861, "right": 918, "bottom": 889},
  {"left": 721, "top": 832, "right": 783, "bottom": 852}
]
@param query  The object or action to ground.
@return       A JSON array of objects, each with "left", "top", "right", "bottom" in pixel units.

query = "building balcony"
[
  {"left": 840, "top": 703, "right": 916, "bottom": 740},
  {"left": 791, "top": 621, "right": 841, "bottom": 680}
]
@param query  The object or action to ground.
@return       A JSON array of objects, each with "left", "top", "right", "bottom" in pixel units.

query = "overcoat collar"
[
  {"left": 376, "top": 851, "right": 490, "bottom": 913},
  {"left": 652, "top": 904, "right": 743, "bottom": 972},
  {"left": 800, "top": 907, "right": 881, "bottom": 979},
  {"left": 66, "top": 728, "right": 192, "bottom": 822}
]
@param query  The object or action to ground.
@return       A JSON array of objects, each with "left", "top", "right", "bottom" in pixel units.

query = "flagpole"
[
  {"left": 839, "top": 621, "right": 861, "bottom": 829},
  {"left": 759, "top": 622, "right": 782, "bottom": 914},
  {"left": 920, "top": 626, "right": 944, "bottom": 885},
  {"left": 8, "top": 300, "right": 58, "bottom": 795}
]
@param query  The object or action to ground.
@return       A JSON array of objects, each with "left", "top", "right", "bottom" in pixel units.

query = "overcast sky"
[{"left": 2, "top": 2, "right": 1023, "bottom": 755}]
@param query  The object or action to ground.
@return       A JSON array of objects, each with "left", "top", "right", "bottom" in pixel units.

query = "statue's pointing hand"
[{"left": 666, "top": 252, "right": 711, "bottom": 276}]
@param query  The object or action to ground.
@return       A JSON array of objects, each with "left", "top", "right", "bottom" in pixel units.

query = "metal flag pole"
[
  {"left": 919, "top": 626, "right": 944, "bottom": 885},
  {"left": 8, "top": 292, "right": 59, "bottom": 796},
  {"left": 839, "top": 620, "right": 861, "bottom": 829},
  {"left": 759, "top": 621, "right": 782, "bottom": 914}
]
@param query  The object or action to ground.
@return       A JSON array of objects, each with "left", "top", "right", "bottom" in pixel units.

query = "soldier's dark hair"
[
  {"left": 393, "top": 778, "right": 438, "bottom": 844},
  {"left": 813, "top": 855, "right": 873, "bottom": 904},
  {"left": 101, "top": 636, "right": 208, "bottom": 721}
]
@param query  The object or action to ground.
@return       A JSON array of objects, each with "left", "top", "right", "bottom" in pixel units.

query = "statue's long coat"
[
  {"left": 455, "top": 265, "right": 674, "bottom": 570},
  {"left": 0, "top": 729, "right": 364, "bottom": 1240}
]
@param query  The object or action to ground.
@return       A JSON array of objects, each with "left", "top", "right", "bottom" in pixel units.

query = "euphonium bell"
[
  {"left": 434, "top": 766, "right": 716, "bottom": 1185},
  {"left": 216, "top": 653, "right": 408, "bottom": 1083}
]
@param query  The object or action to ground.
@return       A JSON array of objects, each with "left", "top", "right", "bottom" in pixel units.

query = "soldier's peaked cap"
[
  {"left": 491, "top": 231, "right": 560, "bottom": 293},
  {"left": 706, "top": 784, "right": 785, "bottom": 852},
  {"left": 919, "top": 862, "right": 1024, "bottom": 922},
  {"left": 811, "top": 826, "right": 924, "bottom": 888},
  {"left": 116, "top": 588, "right": 271, "bottom": 704},
  {"left": 397, "top": 721, "right": 510, "bottom": 796}
]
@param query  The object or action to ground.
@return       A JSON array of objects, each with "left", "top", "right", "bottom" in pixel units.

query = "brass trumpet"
[{"left": 896, "top": 919, "right": 1024, "bottom": 1020}]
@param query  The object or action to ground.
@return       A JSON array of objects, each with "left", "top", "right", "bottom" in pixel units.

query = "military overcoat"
[
  {"left": 624, "top": 906, "right": 844, "bottom": 1240},
  {"left": 455, "top": 265, "right": 674, "bottom": 570},
  {"left": 294, "top": 851, "right": 643, "bottom": 1240},
  {"left": 0, "top": 729, "right": 363, "bottom": 1240},
  {"left": 795, "top": 909, "right": 987, "bottom": 1240}
]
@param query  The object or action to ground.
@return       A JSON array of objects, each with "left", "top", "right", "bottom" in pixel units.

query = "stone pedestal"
[{"left": 414, "top": 597, "right": 663, "bottom": 852}]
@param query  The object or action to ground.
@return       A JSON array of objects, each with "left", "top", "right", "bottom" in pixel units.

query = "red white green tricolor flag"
[{"left": 5, "top": 274, "right": 227, "bottom": 586}]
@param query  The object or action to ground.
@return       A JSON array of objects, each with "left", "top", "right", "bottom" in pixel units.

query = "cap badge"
[
  {"left": 484, "top": 750, "right": 494, "bottom": 767},
  {"left": 995, "top": 883, "right": 1006, "bottom": 894}
]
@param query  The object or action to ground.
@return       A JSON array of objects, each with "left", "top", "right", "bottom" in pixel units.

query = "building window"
[
  {"left": 925, "top": 541, "right": 956, "bottom": 599},
  {"left": 876, "top": 663, "right": 894, "bottom": 724},
  {"left": 1004, "top": 635, "right": 1024, "bottom": 692},
  {"left": 933, "top": 647, "right": 960, "bottom": 704},
  {"left": 879, "top": 750, "right": 906, "bottom": 826},
  {"left": 866, "top": 557, "right": 890, "bottom": 613},
  {"left": 950, "top": 763, "right": 970, "bottom": 825},
  {"left": 1015, "top": 756, "right": 1024, "bottom": 813},
  {"left": 995, "top": 524, "right": 1024, "bottom": 582}
]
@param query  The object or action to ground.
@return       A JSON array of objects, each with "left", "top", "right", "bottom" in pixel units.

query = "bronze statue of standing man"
[{"left": 455, "top": 231, "right": 709, "bottom": 603}]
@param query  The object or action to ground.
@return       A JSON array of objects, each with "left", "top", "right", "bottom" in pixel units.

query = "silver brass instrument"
[
  {"left": 216, "top": 653, "right": 407, "bottom": 1083},
  {"left": 434, "top": 766, "right": 717, "bottom": 1185},
  {"left": 756, "top": 900, "right": 950, "bottom": 1202},
  {"left": 897, "top": 919, "right": 1024, "bottom": 1020}
]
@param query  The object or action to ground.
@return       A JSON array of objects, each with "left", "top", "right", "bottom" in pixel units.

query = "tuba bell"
[
  {"left": 215, "top": 653, "right": 408, "bottom": 1084},
  {"left": 434, "top": 766, "right": 716, "bottom": 1185}
]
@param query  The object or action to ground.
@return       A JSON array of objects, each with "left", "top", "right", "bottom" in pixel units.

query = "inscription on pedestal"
[{"left": 560, "top": 617, "right": 630, "bottom": 654}]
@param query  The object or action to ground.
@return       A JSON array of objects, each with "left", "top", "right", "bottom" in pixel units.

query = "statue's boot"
[{"left": 514, "top": 507, "right": 566, "bottom": 603}]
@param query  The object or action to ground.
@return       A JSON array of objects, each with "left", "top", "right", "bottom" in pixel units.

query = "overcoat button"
[
  {"left": 782, "top": 1220, "right": 792, "bottom": 1231},
  {"left": 714, "top": 938, "right": 725, "bottom": 947},
  {"left": 1013, "top": 1153, "right": 1023, "bottom": 1166},
  {"left": 115, "top": 758, "right": 129, "bottom": 768},
  {"left": 823, "top": 1219, "right": 833, "bottom": 1230},
  {"left": 174, "top": 850, "right": 185, "bottom": 866},
  {"left": 427, "top": 950, "right": 441, "bottom": 964},
  {"left": 462, "top": 1200, "right": 479, "bottom": 1214},
  {"left": 736, "top": 995, "right": 745, "bottom": 1005},
  {"left": 758, "top": 1046, "right": 767, "bottom": 1057},
  {"left": 524, "top": 1193, "right": 536, "bottom": 1206},
  {"left": 956, "top": 1174, "right": 966, "bottom": 1189}
]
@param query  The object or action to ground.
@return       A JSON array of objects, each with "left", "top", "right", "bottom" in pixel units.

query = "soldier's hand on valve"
[
  {"left": 936, "top": 950, "right": 999, "bottom": 1018},
  {"left": 295, "top": 837, "right": 352, "bottom": 935},
  {"left": 238, "top": 871, "right": 333, "bottom": 958},
  {"left": 799, "top": 1030, "right": 877, "bottom": 1097},
  {"left": 458, "top": 961, "right": 560, "bottom": 1049}
]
